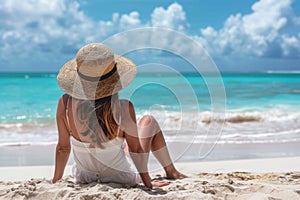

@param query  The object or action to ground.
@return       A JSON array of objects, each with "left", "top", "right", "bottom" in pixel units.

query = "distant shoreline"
[{"left": 1, "top": 71, "right": 300, "bottom": 77}]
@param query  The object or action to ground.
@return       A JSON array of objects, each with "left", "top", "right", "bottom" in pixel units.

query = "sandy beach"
[{"left": 0, "top": 157, "right": 300, "bottom": 200}]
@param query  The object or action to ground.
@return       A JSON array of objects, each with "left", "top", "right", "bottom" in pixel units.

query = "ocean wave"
[
  {"left": 0, "top": 125, "right": 57, "bottom": 147},
  {"left": 0, "top": 141, "right": 57, "bottom": 147},
  {"left": 136, "top": 109, "right": 300, "bottom": 128},
  {"left": 266, "top": 70, "right": 300, "bottom": 74},
  {"left": 164, "top": 128, "right": 300, "bottom": 141},
  {"left": 0, "top": 122, "right": 56, "bottom": 130},
  {"left": 0, "top": 109, "right": 299, "bottom": 146}
]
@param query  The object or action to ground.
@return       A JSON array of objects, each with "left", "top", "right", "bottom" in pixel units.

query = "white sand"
[{"left": 0, "top": 157, "right": 300, "bottom": 199}]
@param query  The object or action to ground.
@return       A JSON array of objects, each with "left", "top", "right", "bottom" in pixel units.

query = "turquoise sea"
[{"left": 0, "top": 72, "right": 300, "bottom": 150}]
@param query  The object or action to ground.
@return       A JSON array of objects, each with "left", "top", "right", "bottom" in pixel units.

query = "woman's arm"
[{"left": 52, "top": 94, "right": 71, "bottom": 183}]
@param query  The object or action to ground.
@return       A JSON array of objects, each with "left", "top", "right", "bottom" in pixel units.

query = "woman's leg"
[{"left": 138, "top": 115, "right": 187, "bottom": 179}]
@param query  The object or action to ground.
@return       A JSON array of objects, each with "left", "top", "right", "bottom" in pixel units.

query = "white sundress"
[{"left": 66, "top": 97, "right": 142, "bottom": 185}]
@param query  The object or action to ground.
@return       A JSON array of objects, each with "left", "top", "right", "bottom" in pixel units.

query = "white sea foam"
[
  {"left": 137, "top": 109, "right": 300, "bottom": 144},
  {"left": 0, "top": 126, "right": 57, "bottom": 147},
  {"left": 267, "top": 70, "right": 300, "bottom": 74},
  {"left": 0, "top": 109, "right": 299, "bottom": 146}
]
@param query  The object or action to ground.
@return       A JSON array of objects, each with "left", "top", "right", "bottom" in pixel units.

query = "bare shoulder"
[
  {"left": 120, "top": 99, "right": 136, "bottom": 129},
  {"left": 120, "top": 99, "right": 135, "bottom": 116},
  {"left": 120, "top": 99, "right": 133, "bottom": 106}
]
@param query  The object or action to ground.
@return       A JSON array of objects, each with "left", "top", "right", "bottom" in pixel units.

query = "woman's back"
[
  {"left": 65, "top": 95, "right": 124, "bottom": 145},
  {"left": 63, "top": 95, "right": 140, "bottom": 185}
]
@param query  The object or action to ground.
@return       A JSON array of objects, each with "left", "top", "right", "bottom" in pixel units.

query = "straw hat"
[{"left": 57, "top": 43, "right": 137, "bottom": 100}]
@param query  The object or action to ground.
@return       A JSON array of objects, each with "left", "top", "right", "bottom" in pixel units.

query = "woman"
[{"left": 52, "top": 43, "right": 186, "bottom": 189}]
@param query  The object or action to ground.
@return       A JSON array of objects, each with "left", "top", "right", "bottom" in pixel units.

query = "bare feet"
[
  {"left": 166, "top": 170, "right": 188, "bottom": 179},
  {"left": 165, "top": 164, "right": 188, "bottom": 179}
]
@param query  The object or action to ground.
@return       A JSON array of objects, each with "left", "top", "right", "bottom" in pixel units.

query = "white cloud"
[
  {"left": 0, "top": 0, "right": 99, "bottom": 66},
  {"left": 243, "top": 0, "right": 290, "bottom": 37},
  {"left": 0, "top": 0, "right": 299, "bottom": 71},
  {"left": 0, "top": 0, "right": 144, "bottom": 70},
  {"left": 281, "top": 34, "right": 300, "bottom": 57},
  {"left": 151, "top": 2, "right": 187, "bottom": 31},
  {"left": 0, "top": 1, "right": 192, "bottom": 71},
  {"left": 119, "top": 12, "right": 142, "bottom": 30},
  {"left": 200, "top": 0, "right": 300, "bottom": 58}
]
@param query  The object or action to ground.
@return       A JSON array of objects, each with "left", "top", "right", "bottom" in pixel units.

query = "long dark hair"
[{"left": 76, "top": 94, "right": 120, "bottom": 145}]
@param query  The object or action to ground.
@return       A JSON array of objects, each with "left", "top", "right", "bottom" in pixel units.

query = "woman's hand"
[{"left": 151, "top": 180, "right": 170, "bottom": 188}]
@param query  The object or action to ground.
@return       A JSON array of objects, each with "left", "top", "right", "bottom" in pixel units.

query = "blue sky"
[{"left": 0, "top": 0, "right": 300, "bottom": 72}]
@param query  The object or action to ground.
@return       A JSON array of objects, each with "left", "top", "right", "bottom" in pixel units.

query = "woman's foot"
[{"left": 165, "top": 164, "right": 188, "bottom": 179}]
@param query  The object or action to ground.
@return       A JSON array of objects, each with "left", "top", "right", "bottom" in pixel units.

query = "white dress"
[
  {"left": 66, "top": 97, "right": 141, "bottom": 185},
  {"left": 70, "top": 136, "right": 141, "bottom": 185}
]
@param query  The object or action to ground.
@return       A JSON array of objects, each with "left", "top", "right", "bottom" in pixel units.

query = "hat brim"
[{"left": 57, "top": 55, "right": 137, "bottom": 100}]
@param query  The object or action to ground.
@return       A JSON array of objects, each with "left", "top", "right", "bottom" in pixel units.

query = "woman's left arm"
[{"left": 52, "top": 95, "right": 71, "bottom": 183}]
